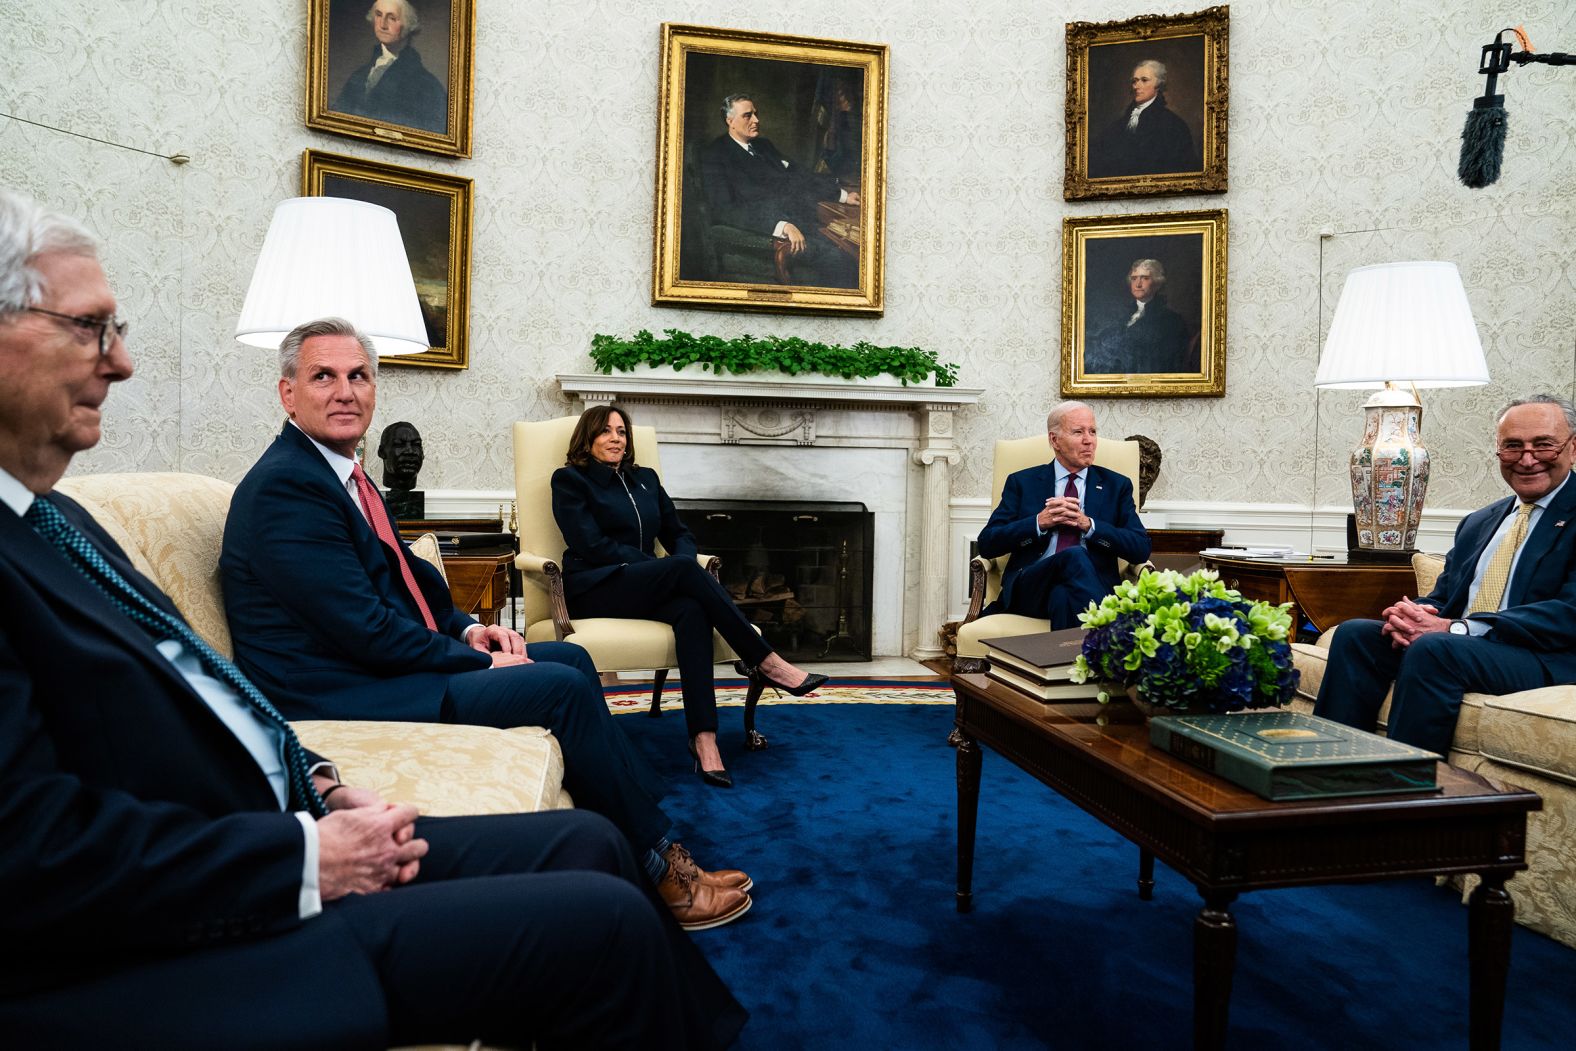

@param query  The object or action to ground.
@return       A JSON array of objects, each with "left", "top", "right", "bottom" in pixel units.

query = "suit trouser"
[
  {"left": 569, "top": 558, "right": 774, "bottom": 737},
  {"left": 0, "top": 810, "right": 745, "bottom": 1050},
  {"left": 1003, "top": 547, "right": 1109, "bottom": 630},
  {"left": 442, "top": 641, "right": 672, "bottom": 851},
  {"left": 1312, "top": 619, "right": 1553, "bottom": 755}
]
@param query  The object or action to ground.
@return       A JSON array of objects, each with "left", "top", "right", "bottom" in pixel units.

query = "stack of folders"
[{"left": 980, "top": 629, "right": 1101, "bottom": 702}]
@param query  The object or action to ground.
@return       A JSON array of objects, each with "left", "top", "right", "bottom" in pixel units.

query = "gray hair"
[
  {"left": 0, "top": 188, "right": 99, "bottom": 318},
  {"left": 365, "top": 0, "right": 420, "bottom": 37},
  {"left": 1047, "top": 401, "right": 1095, "bottom": 433},
  {"left": 1498, "top": 394, "right": 1576, "bottom": 434},
  {"left": 278, "top": 317, "right": 378, "bottom": 380},
  {"left": 1135, "top": 60, "right": 1168, "bottom": 90},
  {"left": 1128, "top": 258, "right": 1167, "bottom": 285},
  {"left": 721, "top": 93, "right": 753, "bottom": 123}
]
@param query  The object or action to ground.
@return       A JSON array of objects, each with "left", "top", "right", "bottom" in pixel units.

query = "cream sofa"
[
  {"left": 55, "top": 470, "right": 569, "bottom": 1050},
  {"left": 1291, "top": 553, "right": 1576, "bottom": 948}
]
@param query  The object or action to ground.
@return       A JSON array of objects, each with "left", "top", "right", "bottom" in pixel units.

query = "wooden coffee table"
[{"left": 951, "top": 672, "right": 1541, "bottom": 1050}]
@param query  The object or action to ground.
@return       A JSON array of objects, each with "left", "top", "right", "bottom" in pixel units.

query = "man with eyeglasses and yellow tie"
[{"left": 1315, "top": 394, "right": 1576, "bottom": 755}]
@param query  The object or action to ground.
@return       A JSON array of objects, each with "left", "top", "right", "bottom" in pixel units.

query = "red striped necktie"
[{"left": 350, "top": 462, "right": 438, "bottom": 631}]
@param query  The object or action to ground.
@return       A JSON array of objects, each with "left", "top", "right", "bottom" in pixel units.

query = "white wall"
[{"left": 3, "top": 0, "right": 1573, "bottom": 519}]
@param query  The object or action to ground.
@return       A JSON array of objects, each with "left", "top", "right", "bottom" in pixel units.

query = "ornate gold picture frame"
[
  {"left": 302, "top": 149, "right": 473, "bottom": 369},
  {"left": 652, "top": 23, "right": 888, "bottom": 316},
  {"left": 1061, "top": 209, "right": 1227, "bottom": 398},
  {"left": 305, "top": 0, "right": 475, "bottom": 159},
  {"left": 1064, "top": 6, "right": 1229, "bottom": 201}
]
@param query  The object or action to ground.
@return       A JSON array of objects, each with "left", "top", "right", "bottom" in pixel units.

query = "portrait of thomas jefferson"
[
  {"left": 1083, "top": 254, "right": 1199, "bottom": 376},
  {"left": 330, "top": 0, "right": 448, "bottom": 134}
]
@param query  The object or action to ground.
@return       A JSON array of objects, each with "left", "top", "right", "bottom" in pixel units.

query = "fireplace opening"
[{"left": 675, "top": 499, "right": 874, "bottom": 662}]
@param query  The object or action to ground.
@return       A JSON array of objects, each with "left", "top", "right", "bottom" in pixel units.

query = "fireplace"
[
  {"left": 556, "top": 369, "right": 983, "bottom": 658},
  {"left": 677, "top": 499, "right": 874, "bottom": 662}
]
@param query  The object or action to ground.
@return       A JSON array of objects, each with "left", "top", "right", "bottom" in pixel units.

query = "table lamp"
[
  {"left": 1314, "top": 261, "right": 1490, "bottom": 558},
  {"left": 235, "top": 197, "right": 428, "bottom": 355}
]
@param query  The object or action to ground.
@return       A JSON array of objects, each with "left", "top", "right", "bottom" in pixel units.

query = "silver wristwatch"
[{"left": 1448, "top": 619, "right": 1471, "bottom": 636}]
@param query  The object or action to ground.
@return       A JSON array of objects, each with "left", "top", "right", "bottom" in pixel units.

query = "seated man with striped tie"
[
  {"left": 1315, "top": 394, "right": 1576, "bottom": 755},
  {"left": 0, "top": 188, "right": 744, "bottom": 1047},
  {"left": 220, "top": 317, "right": 751, "bottom": 932},
  {"left": 976, "top": 401, "right": 1151, "bottom": 629}
]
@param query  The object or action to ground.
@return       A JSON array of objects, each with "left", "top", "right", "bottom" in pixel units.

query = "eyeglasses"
[
  {"left": 1494, "top": 436, "right": 1574, "bottom": 463},
  {"left": 25, "top": 307, "right": 129, "bottom": 356}
]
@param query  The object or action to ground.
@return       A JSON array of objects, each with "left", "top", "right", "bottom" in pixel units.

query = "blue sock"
[{"left": 642, "top": 836, "right": 673, "bottom": 883}]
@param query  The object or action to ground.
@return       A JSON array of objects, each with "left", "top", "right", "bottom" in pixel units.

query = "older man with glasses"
[{"left": 1315, "top": 393, "right": 1576, "bottom": 754}]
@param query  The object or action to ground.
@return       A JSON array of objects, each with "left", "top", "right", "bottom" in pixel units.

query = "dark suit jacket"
[
  {"left": 222, "top": 423, "right": 486, "bottom": 721},
  {"left": 1418, "top": 480, "right": 1576, "bottom": 679},
  {"left": 551, "top": 461, "right": 697, "bottom": 598},
  {"left": 1086, "top": 295, "right": 1195, "bottom": 375},
  {"left": 700, "top": 133, "right": 842, "bottom": 236},
  {"left": 1090, "top": 96, "right": 1197, "bottom": 177},
  {"left": 333, "top": 42, "right": 447, "bottom": 133},
  {"left": 0, "top": 492, "right": 310, "bottom": 995},
  {"left": 976, "top": 462, "right": 1151, "bottom": 609}
]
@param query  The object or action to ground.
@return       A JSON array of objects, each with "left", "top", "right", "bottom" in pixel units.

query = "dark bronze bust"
[{"left": 378, "top": 421, "right": 425, "bottom": 520}]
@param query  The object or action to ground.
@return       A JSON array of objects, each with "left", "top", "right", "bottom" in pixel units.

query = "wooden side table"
[
  {"left": 1147, "top": 527, "right": 1225, "bottom": 573},
  {"left": 440, "top": 549, "right": 514, "bottom": 626},
  {"left": 1199, "top": 553, "right": 1417, "bottom": 635}
]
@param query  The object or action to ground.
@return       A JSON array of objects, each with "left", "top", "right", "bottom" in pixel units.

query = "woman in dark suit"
[{"left": 552, "top": 404, "right": 827, "bottom": 787}]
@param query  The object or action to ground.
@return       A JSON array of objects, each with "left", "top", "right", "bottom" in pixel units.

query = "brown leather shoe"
[
  {"left": 657, "top": 863, "right": 752, "bottom": 931},
  {"left": 664, "top": 842, "right": 753, "bottom": 892}
]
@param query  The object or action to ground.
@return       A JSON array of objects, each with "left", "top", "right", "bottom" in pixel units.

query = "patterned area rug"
[{"left": 604, "top": 677, "right": 953, "bottom": 713}]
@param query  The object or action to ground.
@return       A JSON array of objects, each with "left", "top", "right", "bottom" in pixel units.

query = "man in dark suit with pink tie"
[{"left": 977, "top": 401, "right": 1151, "bottom": 629}]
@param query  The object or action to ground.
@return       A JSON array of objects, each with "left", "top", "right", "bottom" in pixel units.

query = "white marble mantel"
[{"left": 556, "top": 370, "right": 984, "bottom": 659}]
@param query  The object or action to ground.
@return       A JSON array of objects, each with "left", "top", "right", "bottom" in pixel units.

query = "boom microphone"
[
  {"left": 1458, "top": 28, "right": 1576, "bottom": 189},
  {"left": 1458, "top": 38, "right": 1512, "bottom": 188}
]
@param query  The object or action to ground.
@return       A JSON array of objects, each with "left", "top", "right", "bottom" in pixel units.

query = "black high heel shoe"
[
  {"left": 688, "top": 736, "right": 733, "bottom": 788},
  {"left": 733, "top": 660, "right": 828, "bottom": 698}
]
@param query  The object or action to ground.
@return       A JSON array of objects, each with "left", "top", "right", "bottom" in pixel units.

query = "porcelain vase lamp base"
[{"left": 1349, "top": 384, "right": 1429, "bottom": 555}]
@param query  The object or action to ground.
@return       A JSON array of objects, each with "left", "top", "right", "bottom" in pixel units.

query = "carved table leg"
[
  {"left": 1468, "top": 874, "right": 1514, "bottom": 1051},
  {"left": 1192, "top": 888, "right": 1238, "bottom": 1051},
  {"left": 1137, "top": 848, "right": 1155, "bottom": 901},
  {"left": 946, "top": 727, "right": 963, "bottom": 748},
  {"left": 955, "top": 732, "right": 981, "bottom": 913}
]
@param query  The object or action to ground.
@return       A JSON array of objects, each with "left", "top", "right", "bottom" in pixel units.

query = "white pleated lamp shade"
[
  {"left": 235, "top": 197, "right": 429, "bottom": 355},
  {"left": 1315, "top": 261, "right": 1490, "bottom": 389}
]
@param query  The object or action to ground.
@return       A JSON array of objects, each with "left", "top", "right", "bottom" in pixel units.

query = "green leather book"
[{"left": 1148, "top": 711, "right": 1441, "bottom": 801}]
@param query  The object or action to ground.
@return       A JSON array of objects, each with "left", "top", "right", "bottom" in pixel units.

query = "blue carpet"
[{"left": 618, "top": 697, "right": 1576, "bottom": 1050}]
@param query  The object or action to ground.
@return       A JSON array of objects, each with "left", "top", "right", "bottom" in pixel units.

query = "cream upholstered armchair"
[
  {"left": 512, "top": 417, "right": 755, "bottom": 731},
  {"left": 1291, "top": 552, "right": 1576, "bottom": 949},
  {"left": 953, "top": 435, "right": 1145, "bottom": 673}
]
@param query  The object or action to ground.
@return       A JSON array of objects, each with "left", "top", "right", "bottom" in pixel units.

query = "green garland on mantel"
[{"left": 590, "top": 329, "right": 959, "bottom": 387}]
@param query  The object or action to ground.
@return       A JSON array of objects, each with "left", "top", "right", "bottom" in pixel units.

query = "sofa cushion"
[
  {"left": 1479, "top": 687, "right": 1576, "bottom": 786},
  {"left": 55, "top": 472, "right": 237, "bottom": 657},
  {"left": 1413, "top": 551, "right": 1445, "bottom": 596},
  {"left": 293, "top": 721, "right": 570, "bottom": 815},
  {"left": 524, "top": 617, "right": 734, "bottom": 668}
]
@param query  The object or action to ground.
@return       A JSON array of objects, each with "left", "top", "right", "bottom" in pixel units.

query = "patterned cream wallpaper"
[{"left": 2, "top": 0, "right": 1572, "bottom": 512}]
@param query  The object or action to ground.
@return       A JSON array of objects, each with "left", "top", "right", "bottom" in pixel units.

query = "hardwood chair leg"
[
  {"left": 648, "top": 668, "right": 667, "bottom": 717},
  {"left": 744, "top": 677, "right": 769, "bottom": 750}
]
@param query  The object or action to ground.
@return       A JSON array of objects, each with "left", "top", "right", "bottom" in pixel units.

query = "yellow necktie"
[{"left": 1467, "top": 502, "right": 1536, "bottom": 614}]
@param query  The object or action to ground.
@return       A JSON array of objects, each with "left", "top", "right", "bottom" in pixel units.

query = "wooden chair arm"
[
  {"left": 515, "top": 552, "right": 574, "bottom": 640},
  {"left": 696, "top": 553, "right": 722, "bottom": 580},
  {"left": 963, "top": 555, "right": 991, "bottom": 624}
]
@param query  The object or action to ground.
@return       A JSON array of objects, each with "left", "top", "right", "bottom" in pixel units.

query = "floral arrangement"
[{"left": 1070, "top": 569, "right": 1300, "bottom": 714}]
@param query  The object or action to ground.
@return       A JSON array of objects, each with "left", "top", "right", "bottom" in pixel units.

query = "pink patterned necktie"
[
  {"left": 1054, "top": 472, "right": 1081, "bottom": 553},
  {"left": 350, "top": 462, "right": 437, "bottom": 631}
]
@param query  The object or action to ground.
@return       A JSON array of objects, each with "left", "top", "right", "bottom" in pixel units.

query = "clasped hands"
[
  {"left": 466, "top": 622, "right": 532, "bottom": 668},
  {"left": 1380, "top": 597, "right": 1449, "bottom": 648},
  {"left": 315, "top": 780, "right": 427, "bottom": 901},
  {"left": 1037, "top": 495, "right": 1087, "bottom": 534}
]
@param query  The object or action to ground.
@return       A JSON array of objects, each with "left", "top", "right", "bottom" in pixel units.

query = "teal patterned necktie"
[{"left": 25, "top": 495, "right": 327, "bottom": 817}]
